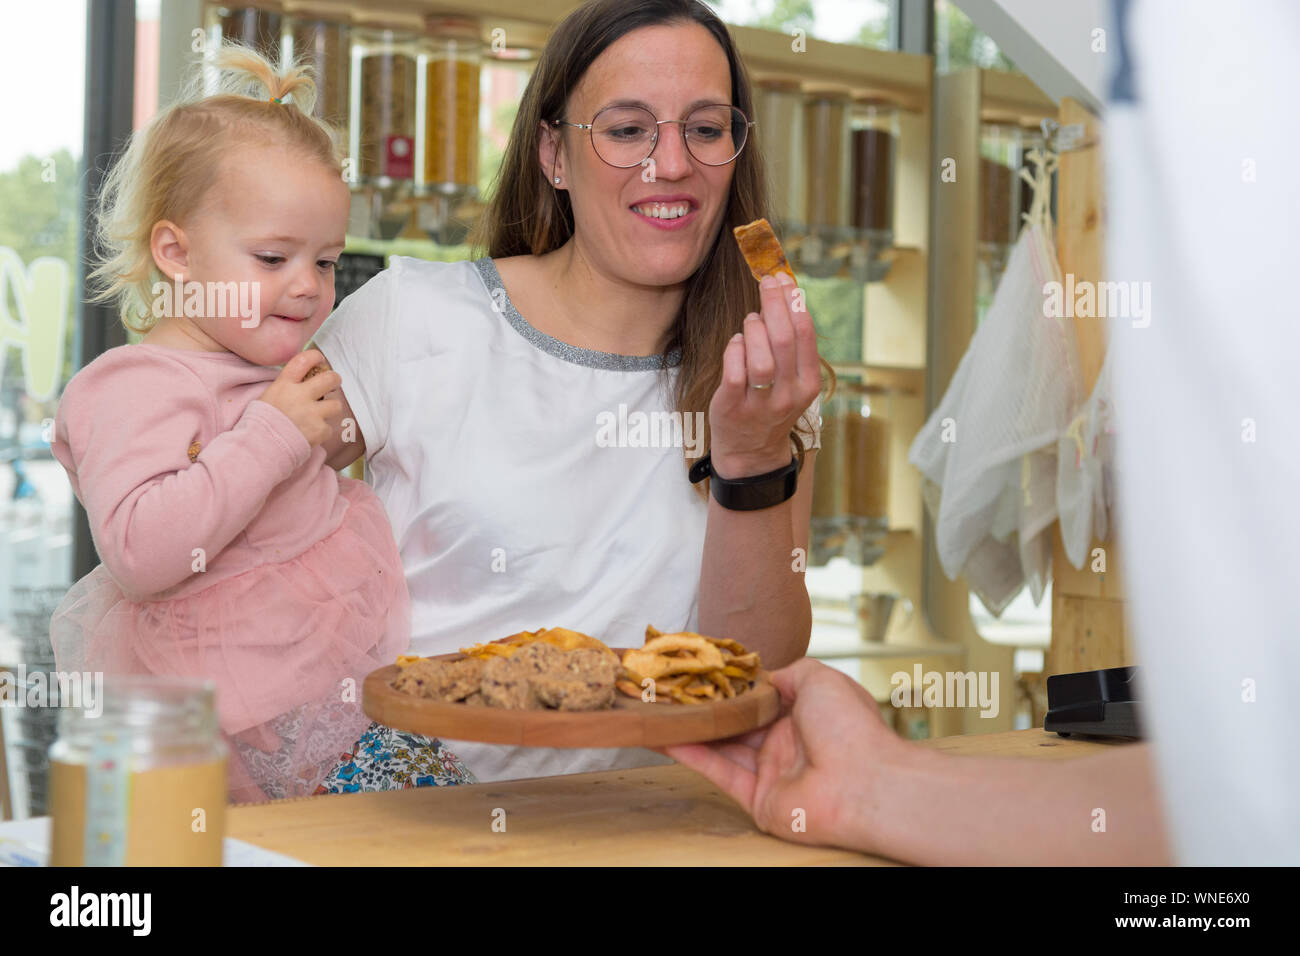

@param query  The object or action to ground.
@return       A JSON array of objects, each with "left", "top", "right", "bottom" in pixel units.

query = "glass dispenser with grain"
[
  {"left": 421, "top": 16, "right": 481, "bottom": 195},
  {"left": 416, "top": 15, "right": 482, "bottom": 244},
  {"left": 284, "top": 2, "right": 351, "bottom": 132},
  {"left": 800, "top": 85, "right": 853, "bottom": 278},
  {"left": 848, "top": 95, "right": 899, "bottom": 283},
  {"left": 351, "top": 12, "right": 422, "bottom": 238},
  {"left": 977, "top": 123, "right": 1028, "bottom": 278},
  {"left": 210, "top": 1, "right": 284, "bottom": 58},
  {"left": 811, "top": 383, "right": 892, "bottom": 566},
  {"left": 753, "top": 78, "right": 807, "bottom": 238},
  {"left": 49, "top": 676, "right": 227, "bottom": 866}
]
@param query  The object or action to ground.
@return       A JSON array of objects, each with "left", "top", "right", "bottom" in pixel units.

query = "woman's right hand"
[{"left": 257, "top": 349, "right": 343, "bottom": 447}]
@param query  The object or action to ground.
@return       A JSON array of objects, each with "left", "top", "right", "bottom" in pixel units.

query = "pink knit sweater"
[{"left": 52, "top": 343, "right": 349, "bottom": 602}]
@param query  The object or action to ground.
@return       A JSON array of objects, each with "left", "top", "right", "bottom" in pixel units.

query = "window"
[
  {"left": 0, "top": 0, "right": 88, "bottom": 820},
  {"left": 934, "top": 0, "right": 1019, "bottom": 74},
  {"left": 708, "top": 0, "right": 895, "bottom": 51}
]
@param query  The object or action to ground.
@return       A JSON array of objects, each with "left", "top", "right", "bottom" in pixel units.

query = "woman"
[{"left": 312, "top": 0, "right": 830, "bottom": 783}]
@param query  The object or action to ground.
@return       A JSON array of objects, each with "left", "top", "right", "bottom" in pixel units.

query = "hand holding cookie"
[
  {"left": 708, "top": 219, "right": 822, "bottom": 478},
  {"left": 258, "top": 349, "right": 343, "bottom": 447}
]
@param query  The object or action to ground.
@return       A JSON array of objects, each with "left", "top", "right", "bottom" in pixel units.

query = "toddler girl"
[{"left": 48, "top": 44, "right": 474, "bottom": 801}]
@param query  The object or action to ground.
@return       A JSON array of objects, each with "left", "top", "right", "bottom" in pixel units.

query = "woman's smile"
[{"left": 629, "top": 195, "right": 701, "bottom": 230}]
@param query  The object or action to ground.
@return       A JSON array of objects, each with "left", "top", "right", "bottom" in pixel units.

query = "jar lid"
[
  {"left": 756, "top": 77, "right": 803, "bottom": 93},
  {"left": 803, "top": 82, "right": 853, "bottom": 100},
  {"left": 350, "top": 9, "right": 425, "bottom": 32},
  {"left": 482, "top": 20, "right": 547, "bottom": 59},
  {"left": 282, "top": 0, "right": 351, "bottom": 20},
  {"left": 425, "top": 14, "right": 482, "bottom": 40},
  {"left": 56, "top": 674, "right": 220, "bottom": 753},
  {"left": 851, "top": 92, "right": 901, "bottom": 108}
]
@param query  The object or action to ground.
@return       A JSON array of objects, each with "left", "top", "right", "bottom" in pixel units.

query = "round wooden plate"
[{"left": 363, "top": 650, "right": 781, "bottom": 748}]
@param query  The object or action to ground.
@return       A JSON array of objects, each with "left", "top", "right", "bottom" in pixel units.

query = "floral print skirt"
[{"left": 313, "top": 722, "right": 478, "bottom": 793}]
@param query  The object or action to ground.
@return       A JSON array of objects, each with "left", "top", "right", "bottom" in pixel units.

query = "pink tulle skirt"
[{"left": 49, "top": 478, "right": 411, "bottom": 804}]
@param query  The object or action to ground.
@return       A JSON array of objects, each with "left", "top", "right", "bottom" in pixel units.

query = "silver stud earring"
[{"left": 554, "top": 177, "right": 561, "bottom": 184}]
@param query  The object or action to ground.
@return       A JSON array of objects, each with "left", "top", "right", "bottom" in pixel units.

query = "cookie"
[
  {"left": 733, "top": 217, "right": 797, "bottom": 283},
  {"left": 391, "top": 656, "right": 484, "bottom": 701},
  {"left": 481, "top": 655, "right": 543, "bottom": 710}
]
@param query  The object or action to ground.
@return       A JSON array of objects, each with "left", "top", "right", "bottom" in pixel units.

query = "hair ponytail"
[{"left": 204, "top": 42, "right": 319, "bottom": 113}]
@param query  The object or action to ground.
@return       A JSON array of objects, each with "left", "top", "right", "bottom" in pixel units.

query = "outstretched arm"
[
  {"left": 862, "top": 738, "right": 1173, "bottom": 866},
  {"left": 665, "top": 658, "right": 1174, "bottom": 865}
]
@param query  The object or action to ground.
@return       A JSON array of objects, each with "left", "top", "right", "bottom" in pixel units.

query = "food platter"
[{"left": 363, "top": 649, "right": 781, "bottom": 748}]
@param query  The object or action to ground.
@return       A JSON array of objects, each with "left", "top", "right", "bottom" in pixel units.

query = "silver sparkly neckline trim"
[{"left": 471, "top": 257, "right": 683, "bottom": 371}]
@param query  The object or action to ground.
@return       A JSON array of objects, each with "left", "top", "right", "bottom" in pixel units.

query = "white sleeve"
[
  {"left": 313, "top": 262, "right": 400, "bottom": 459},
  {"left": 1108, "top": 0, "right": 1300, "bottom": 865},
  {"left": 796, "top": 392, "right": 822, "bottom": 452}
]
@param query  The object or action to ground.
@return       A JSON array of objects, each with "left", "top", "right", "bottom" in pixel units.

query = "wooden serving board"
[{"left": 363, "top": 650, "right": 781, "bottom": 748}]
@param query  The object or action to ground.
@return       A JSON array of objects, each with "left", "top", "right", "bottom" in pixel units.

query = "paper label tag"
[
  {"left": 384, "top": 135, "right": 414, "bottom": 178},
  {"left": 83, "top": 734, "right": 131, "bottom": 866}
]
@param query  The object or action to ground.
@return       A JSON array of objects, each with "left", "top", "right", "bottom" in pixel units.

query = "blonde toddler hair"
[{"left": 90, "top": 42, "right": 345, "bottom": 333}]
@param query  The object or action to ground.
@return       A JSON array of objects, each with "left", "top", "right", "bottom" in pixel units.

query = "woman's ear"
[{"left": 538, "top": 119, "right": 566, "bottom": 188}]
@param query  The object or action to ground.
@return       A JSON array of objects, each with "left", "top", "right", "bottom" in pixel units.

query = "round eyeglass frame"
[{"left": 550, "top": 104, "right": 757, "bottom": 168}]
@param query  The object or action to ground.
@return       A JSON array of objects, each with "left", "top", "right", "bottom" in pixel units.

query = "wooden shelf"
[
  {"left": 729, "top": 25, "right": 931, "bottom": 108},
  {"left": 829, "top": 363, "right": 925, "bottom": 396},
  {"left": 978, "top": 68, "right": 1058, "bottom": 126}
]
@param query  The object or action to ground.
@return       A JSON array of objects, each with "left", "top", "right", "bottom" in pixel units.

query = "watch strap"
[{"left": 689, "top": 453, "right": 798, "bottom": 511}]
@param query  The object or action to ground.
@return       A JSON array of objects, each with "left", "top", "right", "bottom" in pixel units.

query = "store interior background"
[{"left": 0, "top": 0, "right": 1105, "bottom": 821}]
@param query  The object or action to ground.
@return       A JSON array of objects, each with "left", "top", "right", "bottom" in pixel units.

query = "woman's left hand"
[{"left": 707, "top": 272, "right": 822, "bottom": 478}]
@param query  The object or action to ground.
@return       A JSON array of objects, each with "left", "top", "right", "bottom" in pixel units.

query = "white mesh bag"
[
  {"left": 909, "top": 222, "right": 1084, "bottom": 615},
  {"left": 1057, "top": 344, "right": 1116, "bottom": 569}
]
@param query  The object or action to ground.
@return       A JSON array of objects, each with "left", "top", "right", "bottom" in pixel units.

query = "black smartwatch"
[{"left": 689, "top": 453, "right": 798, "bottom": 511}]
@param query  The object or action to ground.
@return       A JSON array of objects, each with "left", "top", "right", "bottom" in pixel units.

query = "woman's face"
[{"left": 543, "top": 21, "right": 736, "bottom": 289}]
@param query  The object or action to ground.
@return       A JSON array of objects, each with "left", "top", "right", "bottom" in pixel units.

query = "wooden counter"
[{"left": 226, "top": 729, "right": 1129, "bottom": 866}]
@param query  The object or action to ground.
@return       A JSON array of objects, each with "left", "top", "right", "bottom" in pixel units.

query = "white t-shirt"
[
  {"left": 314, "top": 255, "right": 819, "bottom": 782},
  {"left": 1106, "top": 0, "right": 1300, "bottom": 864}
]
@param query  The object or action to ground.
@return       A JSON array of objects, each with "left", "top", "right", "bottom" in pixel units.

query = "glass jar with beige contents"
[
  {"left": 284, "top": 2, "right": 352, "bottom": 131},
  {"left": 847, "top": 95, "right": 899, "bottom": 282},
  {"left": 752, "top": 77, "right": 807, "bottom": 236},
  {"left": 421, "top": 15, "right": 482, "bottom": 197},
  {"left": 353, "top": 11, "right": 423, "bottom": 185},
  {"left": 800, "top": 84, "right": 853, "bottom": 278},
  {"left": 843, "top": 386, "right": 891, "bottom": 534},
  {"left": 49, "top": 676, "right": 227, "bottom": 866},
  {"left": 810, "top": 383, "right": 891, "bottom": 565},
  {"left": 211, "top": 2, "right": 284, "bottom": 59}
]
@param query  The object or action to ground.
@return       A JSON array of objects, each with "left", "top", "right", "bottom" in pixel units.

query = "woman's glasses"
[{"left": 551, "top": 104, "right": 755, "bottom": 168}]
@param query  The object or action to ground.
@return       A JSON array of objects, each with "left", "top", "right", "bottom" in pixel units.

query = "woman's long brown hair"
[{"left": 471, "top": 0, "right": 834, "bottom": 499}]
